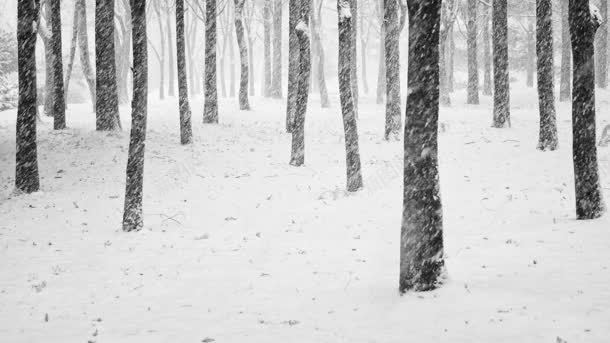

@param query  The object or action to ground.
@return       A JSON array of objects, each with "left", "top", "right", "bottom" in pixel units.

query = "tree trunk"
[
  {"left": 559, "top": 0, "right": 571, "bottom": 102},
  {"left": 51, "top": 0, "right": 66, "bottom": 129},
  {"left": 154, "top": 1, "right": 166, "bottom": 100},
  {"left": 466, "top": 0, "right": 479, "bottom": 104},
  {"left": 96, "top": 0, "right": 121, "bottom": 131},
  {"left": 536, "top": 0, "right": 558, "bottom": 151},
  {"left": 247, "top": 35, "right": 255, "bottom": 96},
  {"left": 376, "top": 0, "right": 386, "bottom": 104},
  {"left": 76, "top": 0, "right": 96, "bottom": 112},
  {"left": 64, "top": 4, "right": 79, "bottom": 106},
  {"left": 176, "top": 0, "right": 192, "bottom": 144},
  {"left": 290, "top": 8, "right": 311, "bottom": 167},
  {"left": 229, "top": 23, "right": 236, "bottom": 98},
  {"left": 166, "top": 5, "right": 176, "bottom": 97},
  {"left": 568, "top": 0, "right": 605, "bottom": 219},
  {"left": 271, "top": 0, "right": 283, "bottom": 98},
  {"left": 384, "top": 0, "right": 401, "bottom": 140},
  {"left": 350, "top": 0, "right": 359, "bottom": 116},
  {"left": 400, "top": 0, "right": 444, "bottom": 294},
  {"left": 448, "top": 25, "right": 455, "bottom": 92},
  {"left": 286, "top": 0, "right": 300, "bottom": 131},
  {"left": 204, "top": 0, "right": 219, "bottom": 123},
  {"left": 596, "top": 0, "right": 608, "bottom": 89},
  {"left": 360, "top": 15, "right": 369, "bottom": 95},
  {"left": 263, "top": 0, "right": 272, "bottom": 97},
  {"left": 338, "top": 0, "right": 363, "bottom": 192},
  {"left": 16, "top": 0, "right": 41, "bottom": 194},
  {"left": 123, "top": 0, "right": 148, "bottom": 232},
  {"left": 234, "top": 0, "right": 251, "bottom": 110},
  {"left": 482, "top": 6, "right": 492, "bottom": 96},
  {"left": 526, "top": 21, "right": 535, "bottom": 88},
  {"left": 439, "top": 2, "right": 451, "bottom": 107},
  {"left": 492, "top": 0, "right": 510, "bottom": 128},
  {"left": 40, "top": 2, "right": 53, "bottom": 117},
  {"left": 311, "top": 0, "right": 329, "bottom": 108}
]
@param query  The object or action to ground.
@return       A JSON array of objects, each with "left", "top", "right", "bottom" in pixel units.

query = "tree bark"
[
  {"left": 338, "top": 0, "right": 363, "bottom": 192},
  {"left": 16, "top": 0, "right": 41, "bottom": 194},
  {"left": 568, "top": 0, "right": 605, "bottom": 219},
  {"left": 384, "top": 0, "right": 401, "bottom": 140},
  {"left": 311, "top": 0, "right": 330, "bottom": 108},
  {"left": 271, "top": 0, "right": 283, "bottom": 98},
  {"left": 400, "top": 0, "right": 444, "bottom": 294},
  {"left": 492, "top": 0, "right": 510, "bottom": 128},
  {"left": 234, "top": 0, "right": 251, "bottom": 110},
  {"left": 482, "top": 6, "right": 492, "bottom": 96},
  {"left": 154, "top": 0, "right": 166, "bottom": 100},
  {"left": 286, "top": 0, "right": 300, "bottom": 132},
  {"left": 76, "top": 0, "right": 96, "bottom": 111},
  {"left": 439, "top": 1, "right": 453, "bottom": 107},
  {"left": 376, "top": 0, "right": 386, "bottom": 104},
  {"left": 204, "top": 0, "right": 219, "bottom": 123},
  {"left": 466, "top": 0, "right": 479, "bottom": 104},
  {"left": 176, "top": 0, "right": 192, "bottom": 144},
  {"left": 526, "top": 21, "right": 535, "bottom": 88},
  {"left": 166, "top": 4, "right": 176, "bottom": 97},
  {"left": 536, "top": 0, "right": 558, "bottom": 151},
  {"left": 51, "top": 0, "right": 66, "bottom": 129},
  {"left": 263, "top": 0, "right": 272, "bottom": 97},
  {"left": 64, "top": 4, "right": 79, "bottom": 106},
  {"left": 96, "top": 0, "right": 120, "bottom": 131},
  {"left": 559, "top": 0, "right": 571, "bottom": 102},
  {"left": 350, "top": 0, "right": 359, "bottom": 116},
  {"left": 596, "top": 0, "right": 608, "bottom": 89}
]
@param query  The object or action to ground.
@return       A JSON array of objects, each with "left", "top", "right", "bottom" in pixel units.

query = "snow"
[
  {"left": 295, "top": 21, "right": 309, "bottom": 35},
  {"left": 1, "top": 81, "right": 610, "bottom": 342},
  {"left": 339, "top": 2, "right": 352, "bottom": 20}
]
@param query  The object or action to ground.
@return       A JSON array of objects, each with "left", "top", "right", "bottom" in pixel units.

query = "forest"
[{"left": 0, "top": 0, "right": 609, "bottom": 341}]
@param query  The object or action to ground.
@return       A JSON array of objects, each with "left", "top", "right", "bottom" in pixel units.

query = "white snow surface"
[{"left": 1, "top": 83, "right": 610, "bottom": 342}]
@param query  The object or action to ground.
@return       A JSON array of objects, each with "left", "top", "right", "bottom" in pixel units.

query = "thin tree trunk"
[
  {"left": 439, "top": 2, "right": 451, "bottom": 107},
  {"left": 204, "top": 0, "right": 219, "bottom": 123},
  {"left": 311, "top": 0, "right": 329, "bottom": 107},
  {"left": 154, "top": 1, "right": 166, "bottom": 100},
  {"left": 51, "top": 0, "right": 66, "bottom": 129},
  {"left": 290, "top": 8, "right": 311, "bottom": 167},
  {"left": 400, "top": 0, "right": 444, "bottom": 294},
  {"left": 176, "top": 0, "right": 192, "bottom": 144},
  {"left": 286, "top": 0, "right": 300, "bottom": 131},
  {"left": 229, "top": 21, "right": 236, "bottom": 98},
  {"left": 526, "top": 21, "right": 535, "bottom": 88},
  {"left": 263, "top": 0, "right": 272, "bottom": 97},
  {"left": 234, "top": 0, "right": 251, "bottom": 110},
  {"left": 16, "top": 0, "right": 41, "bottom": 194},
  {"left": 376, "top": 0, "right": 386, "bottom": 104},
  {"left": 64, "top": 4, "right": 79, "bottom": 105},
  {"left": 492, "top": 0, "right": 510, "bottom": 128},
  {"left": 466, "top": 0, "right": 479, "bottom": 104},
  {"left": 559, "top": 0, "right": 571, "bottom": 102},
  {"left": 596, "top": 0, "right": 608, "bottom": 89},
  {"left": 360, "top": 15, "right": 369, "bottom": 95},
  {"left": 384, "top": 0, "right": 401, "bottom": 140},
  {"left": 482, "top": 6, "right": 492, "bottom": 96},
  {"left": 338, "top": 0, "right": 363, "bottom": 192},
  {"left": 123, "top": 0, "right": 148, "bottom": 232},
  {"left": 448, "top": 24, "right": 455, "bottom": 92},
  {"left": 166, "top": 5, "right": 176, "bottom": 97},
  {"left": 536, "top": 0, "right": 558, "bottom": 151},
  {"left": 77, "top": 0, "right": 96, "bottom": 111},
  {"left": 350, "top": 0, "right": 359, "bottom": 116},
  {"left": 96, "top": 0, "right": 120, "bottom": 131},
  {"left": 271, "top": 0, "right": 283, "bottom": 98},
  {"left": 568, "top": 0, "right": 605, "bottom": 219}
]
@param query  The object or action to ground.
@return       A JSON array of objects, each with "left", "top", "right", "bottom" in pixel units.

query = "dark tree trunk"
[
  {"left": 536, "top": 0, "right": 558, "bottom": 151},
  {"left": 289, "top": 7, "right": 311, "bottom": 167},
  {"left": 492, "top": 0, "right": 510, "bottom": 128},
  {"left": 76, "top": 0, "right": 96, "bottom": 111},
  {"left": 176, "top": 0, "right": 192, "bottom": 144},
  {"left": 96, "top": 0, "right": 120, "bottom": 131},
  {"left": 40, "top": 2, "right": 53, "bottom": 117},
  {"left": 123, "top": 0, "right": 148, "bottom": 232},
  {"left": 482, "top": 6, "right": 492, "bottom": 96},
  {"left": 271, "top": 0, "right": 283, "bottom": 98},
  {"left": 51, "top": 0, "right": 66, "bottom": 129},
  {"left": 560, "top": 0, "right": 571, "bottom": 102},
  {"left": 234, "top": 0, "right": 251, "bottom": 110},
  {"left": 204, "top": 0, "right": 219, "bottom": 123},
  {"left": 350, "top": 0, "right": 359, "bottom": 116},
  {"left": 286, "top": 0, "right": 300, "bottom": 132},
  {"left": 16, "top": 0, "right": 41, "bottom": 194},
  {"left": 384, "top": 0, "right": 401, "bottom": 140},
  {"left": 263, "top": 0, "right": 272, "bottom": 97},
  {"left": 568, "top": 0, "right": 605, "bottom": 219},
  {"left": 338, "top": 0, "right": 363, "bottom": 192},
  {"left": 311, "top": 0, "right": 330, "bottom": 108},
  {"left": 596, "top": 0, "right": 608, "bottom": 89},
  {"left": 400, "top": 0, "right": 444, "bottom": 294},
  {"left": 526, "top": 21, "right": 535, "bottom": 88},
  {"left": 376, "top": 0, "right": 386, "bottom": 104},
  {"left": 466, "top": 0, "right": 479, "bottom": 104},
  {"left": 166, "top": 5, "right": 176, "bottom": 97}
]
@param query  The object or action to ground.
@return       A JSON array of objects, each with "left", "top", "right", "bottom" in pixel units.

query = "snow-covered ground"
[{"left": 1, "top": 84, "right": 609, "bottom": 342}]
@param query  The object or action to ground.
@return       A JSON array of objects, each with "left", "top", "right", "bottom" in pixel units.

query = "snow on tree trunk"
[
  {"left": 123, "top": 0, "right": 148, "bottom": 232},
  {"left": 536, "top": 0, "right": 558, "bottom": 151},
  {"left": 400, "top": 0, "right": 445, "bottom": 294},
  {"left": 51, "top": 0, "right": 66, "bottom": 130},
  {"left": 271, "top": 0, "right": 283, "bottom": 98},
  {"left": 568, "top": 0, "right": 606, "bottom": 220},
  {"left": 560, "top": 0, "right": 571, "bottom": 102},
  {"left": 337, "top": 0, "right": 364, "bottom": 192},
  {"left": 286, "top": 0, "right": 300, "bottom": 132},
  {"left": 350, "top": 0, "right": 359, "bottom": 117},
  {"left": 96, "top": 0, "right": 121, "bottom": 131},
  {"left": 234, "top": 0, "right": 251, "bottom": 111},
  {"left": 263, "top": 0, "right": 272, "bottom": 97},
  {"left": 289, "top": 16, "right": 311, "bottom": 167},
  {"left": 15, "top": 0, "right": 40, "bottom": 194},
  {"left": 596, "top": 0, "right": 608, "bottom": 89},
  {"left": 77, "top": 0, "right": 96, "bottom": 112},
  {"left": 176, "top": 0, "right": 192, "bottom": 144},
  {"left": 311, "top": 0, "right": 330, "bottom": 108},
  {"left": 204, "top": 0, "right": 219, "bottom": 123},
  {"left": 384, "top": 0, "right": 401, "bottom": 140},
  {"left": 492, "top": 0, "right": 510, "bottom": 128},
  {"left": 482, "top": 6, "right": 492, "bottom": 96},
  {"left": 376, "top": 0, "right": 386, "bottom": 105},
  {"left": 466, "top": 0, "right": 479, "bottom": 104}
]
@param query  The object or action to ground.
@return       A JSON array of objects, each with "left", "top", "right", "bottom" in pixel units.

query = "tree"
[
  {"left": 311, "top": 0, "right": 330, "bottom": 108},
  {"left": 376, "top": 0, "right": 386, "bottom": 104},
  {"left": 384, "top": 0, "right": 401, "bottom": 140},
  {"left": 536, "top": 0, "right": 558, "bottom": 151},
  {"left": 270, "top": 0, "right": 283, "bottom": 98},
  {"left": 400, "top": 0, "right": 444, "bottom": 293},
  {"left": 568, "top": 0, "right": 605, "bottom": 219},
  {"left": 286, "top": 0, "right": 300, "bottom": 132},
  {"left": 166, "top": 3, "right": 176, "bottom": 97},
  {"left": 338, "top": 0, "right": 363, "bottom": 192},
  {"left": 15, "top": 0, "right": 41, "bottom": 194},
  {"left": 289, "top": 3, "right": 311, "bottom": 167},
  {"left": 350, "top": 0, "right": 359, "bottom": 116},
  {"left": 96, "top": 0, "right": 121, "bottom": 131},
  {"left": 482, "top": 4, "right": 492, "bottom": 96},
  {"left": 525, "top": 20, "right": 535, "bottom": 88},
  {"left": 51, "top": 0, "right": 66, "bottom": 129},
  {"left": 204, "top": 0, "right": 219, "bottom": 123},
  {"left": 123, "top": 0, "right": 148, "bottom": 232},
  {"left": 176, "top": 0, "right": 192, "bottom": 144},
  {"left": 596, "top": 0, "right": 608, "bottom": 89},
  {"left": 492, "top": 0, "right": 510, "bottom": 128},
  {"left": 559, "top": 0, "right": 571, "bottom": 102},
  {"left": 263, "top": 0, "right": 272, "bottom": 97},
  {"left": 75, "top": 0, "right": 96, "bottom": 111},
  {"left": 234, "top": 0, "right": 251, "bottom": 110},
  {"left": 439, "top": 0, "right": 456, "bottom": 107},
  {"left": 38, "top": 2, "right": 54, "bottom": 117},
  {"left": 152, "top": 0, "right": 166, "bottom": 100},
  {"left": 466, "top": 0, "right": 479, "bottom": 104}
]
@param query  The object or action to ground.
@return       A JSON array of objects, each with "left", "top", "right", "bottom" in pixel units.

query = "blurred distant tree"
[
  {"left": 0, "top": 29, "right": 17, "bottom": 75},
  {"left": 536, "top": 0, "right": 558, "bottom": 151}
]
